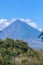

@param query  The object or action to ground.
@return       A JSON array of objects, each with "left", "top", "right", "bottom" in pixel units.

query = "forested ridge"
[{"left": 0, "top": 38, "right": 43, "bottom": 65}]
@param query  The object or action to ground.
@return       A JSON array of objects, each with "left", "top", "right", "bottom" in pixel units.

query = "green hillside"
[{"left": 0, "top": 38, "right": 43, "bottom": 65}]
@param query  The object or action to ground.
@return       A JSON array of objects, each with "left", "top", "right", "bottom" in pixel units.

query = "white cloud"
[
  {"left": 11, "top": 18, "right": 17, "bottom": 22},
  {"left": 0, "top": 19, "right": 10, "bottom": 30},
  {"left": 39, "top": 29, "right": 43, "bottom": 32},
  {"left": 0, "top": 19, "right": 7, "bottom": 24},
  {"left": 19, "top": 18, "right": 37, "bottom": 28},
  {"left": 0, "top": 18, "right": 38, "bottom": 31},
  {"left": 0, "top": 18, "right": 17, "bottom": 30}
]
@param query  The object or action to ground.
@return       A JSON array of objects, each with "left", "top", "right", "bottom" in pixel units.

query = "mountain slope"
[{"left": 0, "top": 19, "right": 42, "bottom": 49}]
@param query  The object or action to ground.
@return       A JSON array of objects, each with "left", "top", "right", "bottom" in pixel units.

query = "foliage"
[{"left": 0, "top": 38, "right": 43, "bottom": 65}]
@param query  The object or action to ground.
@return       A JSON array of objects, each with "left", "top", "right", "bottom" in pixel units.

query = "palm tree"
[{"left": 38, "top": 30, "right": 43, "bottom": 41}]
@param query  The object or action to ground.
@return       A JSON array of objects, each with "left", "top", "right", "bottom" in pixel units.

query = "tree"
[{"left": 38, "top": 30, "right": 43, "bottom": 41}]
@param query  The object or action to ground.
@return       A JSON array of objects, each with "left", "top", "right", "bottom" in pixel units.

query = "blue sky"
[{"left": 0, "top": 0, "right": 43, "bottom": 30}]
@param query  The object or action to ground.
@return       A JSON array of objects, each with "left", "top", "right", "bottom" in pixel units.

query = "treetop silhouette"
[{"left": 38, "top": 30, "right": 43, "bottom": 41}]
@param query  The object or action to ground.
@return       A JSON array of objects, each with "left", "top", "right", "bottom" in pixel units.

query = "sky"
[{"left": 0, "top": 0, "right": 43, "bottom": 31}]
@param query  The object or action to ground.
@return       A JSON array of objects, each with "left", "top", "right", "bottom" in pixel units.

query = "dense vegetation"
[{"left": 0, "top": 38, "right": 43, "bottom": 65}]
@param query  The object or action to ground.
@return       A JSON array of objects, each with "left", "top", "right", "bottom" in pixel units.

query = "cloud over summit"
[
  {"left": 19, "top": 18, "right": 37, "bottom": 28},
  {"left": 0, "top": 18, "right": 38, "bottom": 30}
]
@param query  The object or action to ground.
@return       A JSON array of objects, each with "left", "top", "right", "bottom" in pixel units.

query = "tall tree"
[{"left": 38, "top": 30, "right": 43, "bottom": 41}]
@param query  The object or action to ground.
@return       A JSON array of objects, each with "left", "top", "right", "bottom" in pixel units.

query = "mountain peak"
[{"left": 0, "top": 19, "right": 41, "bottom": 49}]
